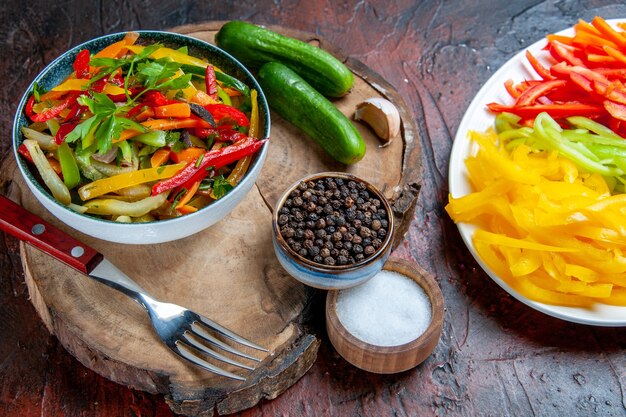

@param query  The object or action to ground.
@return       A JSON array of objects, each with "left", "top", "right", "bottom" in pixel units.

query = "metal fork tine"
[
  {"left": 175, "top": 342, "right": 245, "bottom": 381},
  {"left": 182, "top": 331, "right": 254, "bottom": 370},
  {"left": 197, "top": 316, "right": 268, "bottom": 352},
  {"left": 192, "top": 322, "right": 261, "bottom": 362}
]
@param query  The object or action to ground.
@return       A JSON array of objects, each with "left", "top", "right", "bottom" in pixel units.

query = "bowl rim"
[
  {"left": 12, "top": 30, "right": 270, "bottom": 229},
  {"left": 272, "top": 171, "right": 395, "bottom": 272}
]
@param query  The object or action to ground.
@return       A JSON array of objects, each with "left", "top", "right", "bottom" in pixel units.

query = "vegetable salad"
[
  {"left": 19, "top": 32, "right": 266, "bottom": 222},
  {"left": 447, "top": 17, "right": 626, "bottom": 307}
]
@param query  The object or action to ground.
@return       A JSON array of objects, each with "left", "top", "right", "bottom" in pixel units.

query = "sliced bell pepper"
[
  {"left": 153, "top": 103, "right": 191, "bottom": 119},
  {"left": 151, "top": 137, "right": 267, "bottom": 195},
  {"left": 175, "top": 180, "right": 201, "bottom": 209},
  {"left": 93, "top": 32, "right": 139, "bottom": 59},
  {"left": 17, "top": 143, "right": 33, "bottom": 163},
  {"left": 592, "top": 16, "right": 626, "bottom": 47},
  {"left": 26, "top": 92, "right": 80, "bottom": 123},
  {"left": 486, "top": 103, "right": 606, "bottom": 119},
  {"left": 78, "top": 162, "right": 186, "bottom": 200},
  {"left": 126, "top": 45, "right": 208, "bottom": 68},
  {"left": 204, "top": 103, "right": 249, "bottom": 127},
  {"left": 56, "top": 142, "right": 81, "bottom": 189},
  {"left": 177, "top": 205, "right": 198, "bottom": 214},
  {"left": 249, "top": 89, "right": 259, "bottom": 138},
  {"left": 83, "top": 193, "right": 168, "bottom": 217},
  {"left": 54, "top": 122, "right": 77, "bottom": 145},
  {"left": 150, "top": 149, "right": 171, "bottom": 167},
  {"left": 170, "top": 147, "right": 204, "bottom": 164},
  {"left": 525, "top": 50, "right": 554, "bottom": 80},
  {"left": 73, "top": 49, "right": 91, "bottom": 78},
  {"left": 515, "top": 80, "right": 569, "bottom": 106}
]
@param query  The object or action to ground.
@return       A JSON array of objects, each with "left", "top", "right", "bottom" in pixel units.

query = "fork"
[{"left": 0, "top": 195, "right": 267, "bottom": 380}]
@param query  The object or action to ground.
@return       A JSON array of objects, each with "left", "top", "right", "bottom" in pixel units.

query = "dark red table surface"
[{"left": 2, "top": 1, "right": 626, "bottom": 416}]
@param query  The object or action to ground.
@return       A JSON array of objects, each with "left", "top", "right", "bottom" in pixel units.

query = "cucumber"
[
  {"left": 215, "top": 21, "right": 354, "bottom": 97},
  {"left": 258, "top": 62, "right": 365, "bottom": 165}
]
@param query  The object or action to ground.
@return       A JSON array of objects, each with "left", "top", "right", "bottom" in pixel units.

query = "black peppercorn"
[
  {"left": 278, "top": 175, "right": 390, "bottom": 267},
  {"left": 315, "top": 229, "right": 327, "bottom": 239}
]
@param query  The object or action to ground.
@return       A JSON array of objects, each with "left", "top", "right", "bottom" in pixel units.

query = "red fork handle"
[{"left": 0, "top": 195, "right": 103, "bottom": 274}]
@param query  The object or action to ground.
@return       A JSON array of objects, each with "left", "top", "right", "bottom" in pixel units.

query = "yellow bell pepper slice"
[
  {"left": 126, "top": 45, "right": 208, "bottom": 67},
  {"left": 447, "top": 126, "right": 626, "bottom": 307},
  {"left": 51, "top": 78, "right": 125, "bottom": 95},
  {"left": 473, "top": 230, "right": 578, "bottom": 252},
  {"left": 78, "top": 163, "right": 185, "bottom": 201}
]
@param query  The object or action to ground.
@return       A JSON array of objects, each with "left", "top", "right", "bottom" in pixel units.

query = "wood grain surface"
[
  {"left": 1, "top": 1, "right": 626, "bottom": 417},
  {"left": 5, "top": 22, "right": 419, "bottom": 416}
]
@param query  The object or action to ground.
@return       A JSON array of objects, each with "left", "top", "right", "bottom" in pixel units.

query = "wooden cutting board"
[{"left": 2, "top": 22, "right": 421, "bottom": 416}]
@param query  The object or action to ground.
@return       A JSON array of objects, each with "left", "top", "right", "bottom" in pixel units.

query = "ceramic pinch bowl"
[
  {"left": 271, "top": 172, "right": 395, "bottom": 290},
  {"left": 326, "top": 258, "right": 444, "bottom": 373}
]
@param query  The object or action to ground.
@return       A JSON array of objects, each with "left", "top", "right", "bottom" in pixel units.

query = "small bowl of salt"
[{"left": 325, "top": 258, "right": 444, "bottom": 374}]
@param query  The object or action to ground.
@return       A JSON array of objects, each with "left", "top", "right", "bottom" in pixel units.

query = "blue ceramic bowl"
[
  {"left": 272, "top": 172, "right": 395, "bottom": 290},
  {"left": 12, "top": 31, "right": 270, "bottom": 244}
]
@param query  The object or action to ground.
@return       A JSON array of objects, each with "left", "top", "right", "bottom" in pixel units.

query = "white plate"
[{"left": 449, "top": 19, "right": 626, "bottom": 326}]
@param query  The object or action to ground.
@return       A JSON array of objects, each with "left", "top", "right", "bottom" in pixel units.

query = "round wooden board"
[{"left": 4, "top": 22, "right": 421, "bottom": 417}]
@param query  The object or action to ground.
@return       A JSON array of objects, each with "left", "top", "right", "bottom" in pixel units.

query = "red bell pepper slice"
[
  {"left": 17, "top": 144, "right": 33, "bottom": 163},
  {"left": 515, "top": 79, "right": 569, "bottom": 106},
  {"left": 205, "top": 65, "right": 217, "bottom": 97},
  {"left": 25, "top": 95, "right": 36, "bottom": 119},
  {"left": 151, "top": 137, "right": 267, "bottom": 196},
  {"left": 62, "top": 102, "right": 82, "bottom": 123},
  {"left": 548, "top": 40, "right": 586, "bottom": 67},
  {"left": 73, "top": 49, "right": 91, "bottom": 78},
  {"left": 604, "top": 100, "right": 626, "bottom": 122},
  {"left": 486, "top": 102, "right": 605, "bottom": 119},
  {"left": 525, "top": 50, "right": 554, "bottom": 80},
  {"left": 193, "top": 126, "right": 247, "bottom": 142},
  {"left": 26, "top": 92, "right": 80, "bottom": 123},
  {"left": 204, "top": 104, "right": 249, "bottom": 127},
  {"left": 142, "top": 91, "right": 169, "bottom": 107},
  {"left": 54, "top": 122, "right": 78, "bottom": 145}
]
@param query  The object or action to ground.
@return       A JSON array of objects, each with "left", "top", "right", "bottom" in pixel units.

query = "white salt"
[{"left": 335, "top": 269, "right": 432, "bottom": 346}]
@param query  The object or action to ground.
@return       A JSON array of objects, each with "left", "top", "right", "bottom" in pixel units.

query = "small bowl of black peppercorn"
[{"left": 272, "top": 172, "right": 395, "bottom": 290}]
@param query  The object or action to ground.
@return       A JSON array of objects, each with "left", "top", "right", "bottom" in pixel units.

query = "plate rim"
[{"left": 448, "top": 18, "right": 626, "bottom": 327}]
